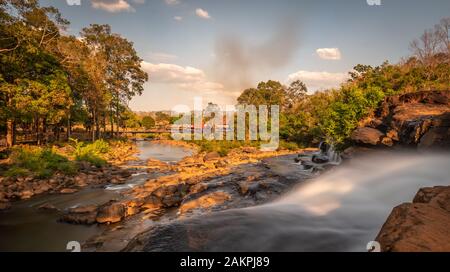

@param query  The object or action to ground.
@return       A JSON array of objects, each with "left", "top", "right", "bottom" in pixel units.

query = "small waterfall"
[{"left": 296, "top": 141, "right": 342, "bottom": 168}]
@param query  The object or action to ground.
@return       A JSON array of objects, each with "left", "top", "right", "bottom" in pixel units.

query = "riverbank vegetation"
[
  {"left": 0, "top": 139, "right": 135, "bottom": 178},
  {"left": 237, "top": 17, "right": 449, "bottom": 148}
]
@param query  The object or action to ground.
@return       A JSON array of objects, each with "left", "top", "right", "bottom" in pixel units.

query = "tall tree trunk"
[
  {"left": 35, "top": 116, "right": 41, "bottom": 145},
  {"left": 6, "top": 118, "right": 15, "bottom": 147},
  {"left": 67, "top": 112, "right": 71, "bottom": 141},
  {"left": 92, "top": 110, "right": 96, "bottom": 142}
]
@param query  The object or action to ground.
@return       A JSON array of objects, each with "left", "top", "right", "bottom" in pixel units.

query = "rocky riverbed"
[
  {"left": 78, "top": 146, "right": 320, "bottom": 251},
  {"left": 0, "top": 142, "right": 138, "bottom": 211}
]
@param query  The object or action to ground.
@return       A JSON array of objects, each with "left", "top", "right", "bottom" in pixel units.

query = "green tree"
[{"left": 141, "top": 116, "right": 155, "bottom": 130}]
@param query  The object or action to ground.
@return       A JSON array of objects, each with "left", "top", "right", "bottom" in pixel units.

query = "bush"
[
  {"left": 71, "top": 139, "right": 110, "bottom": 167},
  {"left": 5, "top": 146, "right": 77, "bottom": 178}
]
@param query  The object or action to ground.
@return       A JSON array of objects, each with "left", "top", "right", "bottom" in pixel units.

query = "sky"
[{"left": 40, "top": 0, "right": 450, "bottom": 111}]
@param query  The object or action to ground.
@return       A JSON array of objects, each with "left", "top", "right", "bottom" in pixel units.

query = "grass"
[
  {"left": 4, "top": 146, "right": 78, "bottom": 178},
  {"left": 70, "top": 139, "right": 110, "bottom": 167}
]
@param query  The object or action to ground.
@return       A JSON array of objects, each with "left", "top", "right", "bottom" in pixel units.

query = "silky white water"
[{"left": 147, "top": 151, "right": 450, "bottom": 251}]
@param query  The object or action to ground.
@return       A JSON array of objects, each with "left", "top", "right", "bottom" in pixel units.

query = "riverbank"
[{"left": 0, "top": 140, "right": 138, "bottom": 211}]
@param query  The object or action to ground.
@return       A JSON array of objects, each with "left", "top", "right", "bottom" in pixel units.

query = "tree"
[
  {"left": 285, "top": 80, "right": 308, "bottom": 111},
  {"left": 141, "top": 116, "right": 155, "bottom": 130},
  {"left": 0, "top": 0, "right": 71, "bottom": 146},
  {"left": 80, "top": 24, "right": 148, "bottom": 135},
  {"left": 237, "top": 80, "right": 286, "bottom": 111}
]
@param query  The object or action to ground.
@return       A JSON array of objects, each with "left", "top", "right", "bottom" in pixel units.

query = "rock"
[
  {"left": 38, "top": 203, "right": 58, "bottom": 211},
  {"left": 311, "top": 154, "right": 329, "bottom": 163},
  {"left": 376, "top": 203, "right": 450, "bottom": 252},
  {"left": 60, "top": 188, "right": 78, "bottom": 194},
  {"left": 179, "top": 191, "right": 231, "bottom": 214},
  {"left": 386, "top": 130, "right": 399, "bottom": 141},
  {"left": 203, "top": 151, "right": 221, "bottom": 162},
  {"left": 33, "top": 182, "right": 52, "bottom": 194},
  {"left": 60, "top": 205, "right": 98, "bottom": 225},
  {"left": 0, "top": 202, "right": 11, "bottom": 211},
  {"left": 110, "top": 177, "right": 126, "bottom": 185},
  {"left": 376, "top": 186, "right": 450, "bottom": 252},
  {"left": 381, "top": 137, "right": 394, "bottom": 147},
  {"left": 241, "top": 147, "right": 258, "bottom": 154},
  {"left": 418, "top": 126, "right": 450, "bottom": 150},
  {"left": 238, "top": 181, "right": 260, "bottom": 195},
  {"left": 96, "top": 203, "right": 126, "bottom": 224},
  {"left": 20, "top": 190, "right": 34, "bottom": 200},
  {"left": 142, "top": 195, "right": 162, "bottom": 210},
  {"left": 351, "top": 127, "right": 384, "bottom": 145}
]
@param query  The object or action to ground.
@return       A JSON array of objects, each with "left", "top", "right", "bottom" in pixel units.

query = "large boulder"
[
  {"left": 351, "top": 127, "right": 384, "bottom": 145},
  {"left": 96, "top": 203, "right": 126, "bottom": 224},
  {"left": 376, "top": 186, "right": 450, "bottom": 252},
  {"left": 60, "top": 205, "right": 98, "bottom": 225}
]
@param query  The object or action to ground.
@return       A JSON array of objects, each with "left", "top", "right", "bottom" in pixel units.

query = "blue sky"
[{"left": 41, "top": 0, "right": 450, "bottom": 110}]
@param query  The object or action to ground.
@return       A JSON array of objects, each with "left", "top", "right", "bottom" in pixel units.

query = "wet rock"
[
  {"left": 38, "top": 203, "right": 58, "bottom": 211},
  {"left": 142, "top": 195, "right": 162, "bottom": 210},
  {"left": 60, "top": 188, "right": 78, "bottom": 194},
  {"left": 179, "top": 191, "right": 231, "bottom": 214},
  {"left": 381, "top": 137, "right": 394, "bottom": 147},
  {"left": 96, "top": 203, "right": 126, "bottom": 224},
  {"left": 60, "top": 205, "right": 98, "bottom": 225},
  {"left": 351, "top": 127, "right": 384, "bottom": 145},
  {"left": 110, "top": 177, "right": 126, "bottom": 185},
  {"left": 311, "top": 154, "right": 329, "bottom": 164}
]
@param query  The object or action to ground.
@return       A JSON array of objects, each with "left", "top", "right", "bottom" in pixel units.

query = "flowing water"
[
  {"left": 135, "top": 151, "right": 450, "bottom": 252},
  {"left": 2, "top": 142, "right": 449, "bottom": 252},
  {"left": 0, "top": 141, "right": 193, "bottom": 252}
]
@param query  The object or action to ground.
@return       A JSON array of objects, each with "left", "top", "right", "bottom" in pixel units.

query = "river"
[
  {"left": 125, "top": 151, "right": 450, "bottom": 252},
  {"left": 0, "top": 141, "right": 193, "bottom": 252}
]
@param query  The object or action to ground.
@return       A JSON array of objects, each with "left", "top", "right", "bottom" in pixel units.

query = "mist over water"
[
  {"left": 212, "top": 19, "right": 301, "bottom": 93},
  {"left": 144, "top": 151, "right": 450, "bottom": 252}
]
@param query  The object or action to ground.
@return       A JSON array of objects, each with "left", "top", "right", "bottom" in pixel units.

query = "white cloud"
[
  {"left": 174, "top": 16, "right": 183, "bottom": 21},
  {"left": 141, "top": 62, "right": 223, "bottom": 93},
  {"left": 165, "top": 0, "right": 180, "bottom": 5},
  {"left": 91, "top": 0, "right": 133, "bottom": 13},
  {"left": 287, "top": 70, "right": 349, "bottom": 91},
  {"left": 316, "top": 48, "right": 342, "bottom": 60},
  {"left": 196, "top": 8, "right": 211, "bottom": 19},
  {"left": 148, "top": 52, "right": 178, "bottom": 62}
]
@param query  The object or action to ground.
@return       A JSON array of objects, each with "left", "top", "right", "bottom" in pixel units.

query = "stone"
[
  {"left": 203, "top": 151, "right": 221, "bottom": 162},
  {"left": 351, "top": 127, "right": 384, "bottom": 145},
  {"left": 60, "top": 205, "right": 98, "bottom": 225},
  {"left": 38, "top": 203, "right": 58, "bottom": 211},
  {"left": 20, "top": 190, "right": 34, "bottom": 200},
  {"left": 376, "top": 203, "right": 450, "bottom": 252},
  {"left": 179, "top": 191, "right": 231, "bottom": 214},
  {"left": 381, "top": 137, "right": 394, "bottom": 147},
  {"left": 386, "top": 130, "right": 399, "bottom": 141},
  {"left": 96, "top": 203, "right": 126, "bottom": 224},
  {"left": 311, "top": 154, "right": 329, "bottom": 164},
  {"left": 60, "top": 188, "right": 78, "bottom": 194},
  {"left": 376, "top": 186, "right": 450, "bottom": 252}
]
